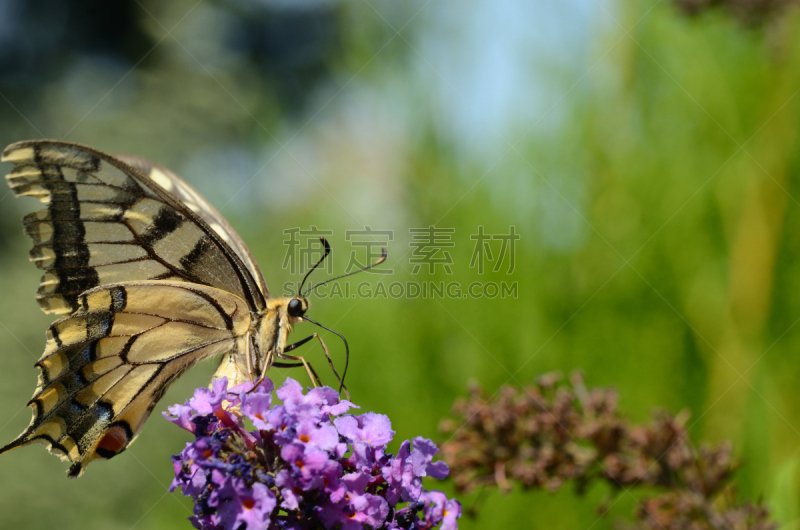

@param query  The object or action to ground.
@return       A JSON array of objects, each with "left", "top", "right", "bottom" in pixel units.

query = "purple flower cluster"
[{"left": 165, "top": 377, "right": 460, "bottom": 530}]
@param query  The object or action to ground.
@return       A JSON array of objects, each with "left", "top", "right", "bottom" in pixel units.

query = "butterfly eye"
[{"left": 287, "top": 298, "right": 306, "bottom": 317}]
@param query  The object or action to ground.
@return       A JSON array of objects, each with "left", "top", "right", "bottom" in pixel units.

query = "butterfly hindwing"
[
  {"left": 0, "top": 281, "right": 251, "bottom": 477},
  {"left": 2, "top": 140, "right": 266, "bottom": 315}
]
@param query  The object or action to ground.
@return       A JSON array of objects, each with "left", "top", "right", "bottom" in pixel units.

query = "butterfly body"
[
  {"left": 213, "top": 296, "right": 310, "bottom": 387},
  {"left": 0, "top": 140, "right": 319, "bottom": 477}
]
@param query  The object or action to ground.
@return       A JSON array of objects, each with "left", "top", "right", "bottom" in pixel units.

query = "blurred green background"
[{"left": 0, "top": 0, "right": 799, "bottom": 528}]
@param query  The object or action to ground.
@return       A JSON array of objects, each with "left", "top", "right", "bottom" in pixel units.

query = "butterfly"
[{"left": 0, "top": 140, "right": 384, "bottom": 478}]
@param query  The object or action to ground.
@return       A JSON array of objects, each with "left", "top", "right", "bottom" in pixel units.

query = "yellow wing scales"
[
  {"left": 2, "top": 140, "right": 266, "bottom": 314},
  {"left": 0, "top": 282, "right": 251, "bottom": 477},
  {"left": 116, "top": 154, "right": 269, "bottom": 297}
]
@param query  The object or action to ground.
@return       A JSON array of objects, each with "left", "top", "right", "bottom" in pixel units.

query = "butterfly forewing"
[
  {"left": 2, "top": 140, "right": 266, "bottom": 314},
  {"left": 116, "top": 154, "right": 269, "bottom": 297},
  {"left": 0, "top": 281, "right": 251, "bottom": 477}
]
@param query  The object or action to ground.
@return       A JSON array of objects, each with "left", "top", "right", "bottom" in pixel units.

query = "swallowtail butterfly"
[{"left": 0, "top": 140, "right": 383, "bottom": 477}]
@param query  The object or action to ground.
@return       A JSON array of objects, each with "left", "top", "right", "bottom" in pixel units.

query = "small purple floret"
[{"left": 166, "top": 377, "right": 460, "bottom": 529}]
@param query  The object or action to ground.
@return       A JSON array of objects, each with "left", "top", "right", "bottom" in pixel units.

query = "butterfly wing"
[
  {"left": 116, "top": 155, "right": 272, "bottom": 387},
  {"left": 116, "top": 154, "right": 269, "bottom": 297},
  {"left": 0, "top": 281, "right": 251, "bottom": 477},
  {"left": 2, "top": 140, "right": 267, "bottom": 314}
]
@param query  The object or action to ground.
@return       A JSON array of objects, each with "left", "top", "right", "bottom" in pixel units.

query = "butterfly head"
[{"left": 287, "top": 297, "right": 309, "bottom": 318}]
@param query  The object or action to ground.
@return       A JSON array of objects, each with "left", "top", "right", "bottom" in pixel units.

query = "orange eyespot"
[{"left": 97, "top": 425, "right": 127, "bottom": 456}]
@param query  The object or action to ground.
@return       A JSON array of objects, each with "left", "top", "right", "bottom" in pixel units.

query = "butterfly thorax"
[
  {"left": 248, "top": 298, "right": 308, "bottom": 377},
  {"left": 211, "top": 296, "right": 308, "bottom": 387}
]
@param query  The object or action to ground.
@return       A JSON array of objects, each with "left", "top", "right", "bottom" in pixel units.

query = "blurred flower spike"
[{"left": 165, "top": 377, "right": 460, "bottom": 530}]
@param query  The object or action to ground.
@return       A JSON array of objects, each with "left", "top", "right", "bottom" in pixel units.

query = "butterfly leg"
[
  {"left": 245, "top": 336, "right": 316, "bottom": 393},
  {"left": 282, "top": 334, "right": 316, "bottom": 353},
  {"left": 271, "top": 334, "right": 317, "bottom": 370},
  {"left": 276, "top": 334, "right": 349, "bottom": 399},
  {"left": 307, "top": 334, "right": 349, "bottom": 399},
  {"left": 279, "top": 351, "right": 323, "bottom": 388}
]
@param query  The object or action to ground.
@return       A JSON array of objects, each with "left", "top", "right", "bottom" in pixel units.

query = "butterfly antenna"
[
  {"left": 298, "top": 237, "right": 331, "bottom": 296},
  {"left": 302, "top": 247, "right": 387, "bottom": 297},
  {"left": 302, "top": 316, "right": 350, "bottom": 393}
]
